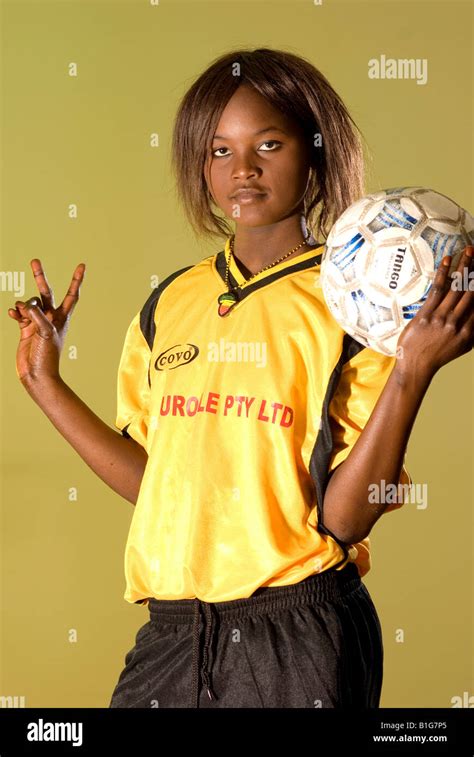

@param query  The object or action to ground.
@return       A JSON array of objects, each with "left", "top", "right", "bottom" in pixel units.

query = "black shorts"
[{"left": 108, "top": 562, "right": 383, "bottom": 708}]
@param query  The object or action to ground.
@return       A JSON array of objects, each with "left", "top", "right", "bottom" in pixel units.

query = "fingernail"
[
  {"left": 441, "top": 256, "right": 450, "bottom": 266},
  {"left": 465, "top": 246, "right": 474, "bottom": 257}
]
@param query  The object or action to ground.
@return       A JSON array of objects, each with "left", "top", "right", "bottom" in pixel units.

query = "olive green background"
[{"left": 1, "top": 0, "right": 472, "bottom": 708}]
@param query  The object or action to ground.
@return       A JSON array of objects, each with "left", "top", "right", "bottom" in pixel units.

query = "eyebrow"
[{"left": 212, "top": 126, "right": 288, "bottom": 140}]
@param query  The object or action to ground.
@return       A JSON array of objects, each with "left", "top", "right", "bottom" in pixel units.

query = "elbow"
[
  {"left": 326, "top": 526, "right": 370, "bottom": 545},
  {"left": 346, "top": 528, "right": 370, "bottom": 544},
  {"left": 321, "top": 512, "right": 370, "bottom": 545},
  {"left": 327, "top": 527, "right": 369, "bottom": 545},
  {"left": 322, "top": 485, "right": 396, "bottom": 543},
  {"left": 322, "top": 488, "right": 372, "bottom": 544}
]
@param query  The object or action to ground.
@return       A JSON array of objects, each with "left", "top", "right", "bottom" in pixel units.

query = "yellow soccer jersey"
[{"left": 115, "top": 237, "right": 411, "bottom": 604}]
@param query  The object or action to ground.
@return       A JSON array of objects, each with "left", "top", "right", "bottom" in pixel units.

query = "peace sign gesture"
[{"left": 8, "top": 259, "right": 86, "bottom": 388}]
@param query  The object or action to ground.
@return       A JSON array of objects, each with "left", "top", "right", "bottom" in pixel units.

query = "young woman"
[{"left": 10, "top": 48, "right": 473, "bottom": 709}]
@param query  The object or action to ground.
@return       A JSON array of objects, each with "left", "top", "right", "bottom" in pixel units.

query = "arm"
[
  {"left": 322, "top": 367, "right": 429, "bottom": 543},
  {"left": 323, "top": 246, "right": 474, "bottom": 544},
  {"left": 9, "top": 259, "right": 151, "bottom": 506},
  {"left": 24, "top": 376, "right": 148, "bottom": 506}
]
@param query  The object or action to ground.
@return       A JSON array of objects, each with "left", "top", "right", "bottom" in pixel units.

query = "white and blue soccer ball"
[{"left": 320, "top": 187, "right": 474, "bottom": 356}]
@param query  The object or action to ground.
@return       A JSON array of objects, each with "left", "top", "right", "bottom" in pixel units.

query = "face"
[{"left": 204, "top": 85, "right": 312, "bottom": 228}]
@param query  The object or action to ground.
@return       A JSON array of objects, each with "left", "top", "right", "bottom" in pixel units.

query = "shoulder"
[{"left": 136, "top": 256, "right": 214, "bottom": 350}]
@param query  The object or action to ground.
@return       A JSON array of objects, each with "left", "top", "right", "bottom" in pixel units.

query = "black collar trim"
[{"left": 215, "top": 249, "right": 323, "bottom": 303}]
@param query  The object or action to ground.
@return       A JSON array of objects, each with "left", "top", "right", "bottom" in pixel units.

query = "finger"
[
  {"left": 451, "top": 252, "right": 474, "bottom": 320},
  {"left": 11, "top": 300, "right": 38, "bottom": 332},
  {"left": 420, "top": 254, "right": 453, "bottom": 314},
  {"left": 25, "top": 296, "right": 44, "bottom": 311},
  {"left": 8, "top": 309, "right": 29, "bottom": 331},
  {"left": 458, "top": 308, "right": 474, "bottom": 350},
  {"left": 449, "top": 246, "right": 474, "bottom": 317},
  {"left": 451, "top": 289, "right": 474, "bottom": 323},
  {"left": 19, "top": 298, "right": 55, "bottom": 339},
  {"left": 437, "top": 246, "right": 474, "bottom": 315},
  {"left": 58, "top": 263, "right": 86, "bottom": 318},
  {"left": 8, "top": 306, "right": 24, "bottom": 322},
  {"left": 30, "top": 259, "right": 56, "bottom": 311},
  {"left": 14, "top": 300, "right": 36, "bottom": 321}
]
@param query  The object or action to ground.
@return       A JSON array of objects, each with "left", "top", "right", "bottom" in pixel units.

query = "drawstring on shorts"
[{"left": 192, "top": 599, "right": 218, "bottom": 706}]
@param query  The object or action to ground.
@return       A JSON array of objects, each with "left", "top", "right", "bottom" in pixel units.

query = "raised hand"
[
  {"left": 396, "top": 245, "right": 474, "bottom": 379},
  {"left": 8, "top": 259, "right": 86, "bottom": 387}
]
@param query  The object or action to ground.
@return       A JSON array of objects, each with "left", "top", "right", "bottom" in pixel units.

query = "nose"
[{"left": 231, "top": 152, "right": 261, "bottom": 180}]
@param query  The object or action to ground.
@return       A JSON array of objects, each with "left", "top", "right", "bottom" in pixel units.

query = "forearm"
[
  {"left": 322, "top": 364, "right": 433, "bottom": 543},
  {"left": 22, "top": 376, "right": 147, "bottom": 505}
]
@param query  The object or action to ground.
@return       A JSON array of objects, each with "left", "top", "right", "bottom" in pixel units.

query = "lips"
[{"left": 231, "top": 189, "right": 267, "bottom": 201}]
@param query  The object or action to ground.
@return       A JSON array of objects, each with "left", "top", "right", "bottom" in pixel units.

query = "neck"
[{"left": 231, "top": 215, "right": 319, "bottom": 276}]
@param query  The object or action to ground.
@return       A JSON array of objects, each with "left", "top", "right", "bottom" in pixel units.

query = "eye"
[
  {"left": 210, "top": 140, "right": 282, "bottom": 158},
  {"left": 259, "top": 140, "right": 281, "bottom": 151},
  {"left": 211, "top": 146, "right": 231, "bottom": 157}
]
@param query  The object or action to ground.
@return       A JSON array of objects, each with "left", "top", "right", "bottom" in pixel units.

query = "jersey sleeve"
[
  {"left": 327, "top": 347, "right": 411, "bottom": 514},
  {"left": 115, "top": 310, "right": 151, "bottom": 451}
]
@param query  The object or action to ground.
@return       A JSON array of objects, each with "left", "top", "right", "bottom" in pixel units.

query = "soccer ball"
[{"left": 319, "top": 187, "right": 474, "bottom": 355}]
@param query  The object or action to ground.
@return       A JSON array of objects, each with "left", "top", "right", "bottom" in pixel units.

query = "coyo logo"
[{"left": 155, "top": 344, "right": 199, "bottom": 371}]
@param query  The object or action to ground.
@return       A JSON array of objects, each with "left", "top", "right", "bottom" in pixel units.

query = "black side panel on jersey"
[
  {"left": 309, "top": 334, "right": 366, "bottom": 564},
  {"left": 139, "top": 266, "right": 195, "bottom": 352},
  {"left": 121, "top": 265, "right": 193, "bottom": 440}
]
